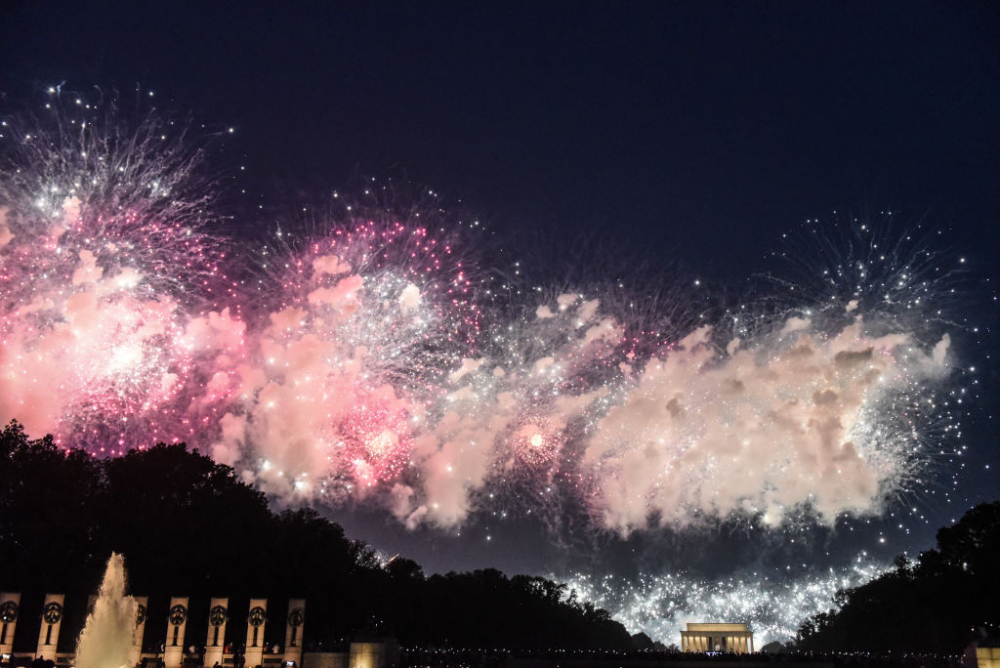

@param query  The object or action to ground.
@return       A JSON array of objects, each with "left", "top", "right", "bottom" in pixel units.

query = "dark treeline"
[
  {"left": 0, "top": 421, "right": 631, "bottom": 652},
  {"left": 795, "top": 501, "right": 1000, "bottom": 654}
]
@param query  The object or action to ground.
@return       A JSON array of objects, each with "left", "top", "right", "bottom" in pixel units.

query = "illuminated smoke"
[
  {"left": 0, "top": 108, "right": 237, "bottom": 451},
  {"left": 212, "top": 220, "right": 479, "bottom": 500},
  {"left": 584, "top": 319, "right": 950, "bottom": 533},
  {"left": 0, "top": 106, "right": 963, "bottom": 535}
]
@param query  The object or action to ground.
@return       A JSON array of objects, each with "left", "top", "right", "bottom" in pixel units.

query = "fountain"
[{"left": 75, "top": 553, "right": 138, "bottom": 668}]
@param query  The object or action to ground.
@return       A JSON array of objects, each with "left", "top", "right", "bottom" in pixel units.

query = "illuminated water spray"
[{"left": 75, "top": 553, "right": 138, "bottom": 668}]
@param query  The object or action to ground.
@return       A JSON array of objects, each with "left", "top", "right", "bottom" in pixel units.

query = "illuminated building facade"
[{"left": 680, "top": 622, "right": 754, "bottom": 653}]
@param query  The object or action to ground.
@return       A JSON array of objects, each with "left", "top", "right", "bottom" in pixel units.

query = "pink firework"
[
  {"left": 339, "top": 398, "right": 413, "bottom": 487},
  {"left": 512, "top": 420, "right": 563, "bottom": 470},
  {"left": 0, "top": 106, "right": 964, "bottom": 537},
  {"left": 212, "top": 201, "right": 487, "bottom": 497},
  {"left": 0, "top": 106, "right": 233, "bottom": 452}
]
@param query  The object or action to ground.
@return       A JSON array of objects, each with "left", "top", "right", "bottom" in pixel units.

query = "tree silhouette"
[
  {"left": 796, "top": 501, "right": 1000, "bottom": 653},
  {"left": 0, "top": 421, "right": 631, "bottom": 652}
]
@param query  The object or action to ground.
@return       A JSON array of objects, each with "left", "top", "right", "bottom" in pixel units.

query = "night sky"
[{"left": 2, "top": 1, "right": 998, "bottom": 641}]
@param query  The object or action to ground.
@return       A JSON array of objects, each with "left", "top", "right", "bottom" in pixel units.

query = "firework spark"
[
  {"left": 0, "top": 105, "right": 966, "bottom": 537},
  {"left": 559, "top": 553, "right": 889, "bottom": 646},
  {"left": 0, "top": 106, "right": 236, "bottom": 452}
]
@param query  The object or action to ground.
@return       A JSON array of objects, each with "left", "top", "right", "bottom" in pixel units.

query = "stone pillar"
[
  {"left": 0, "top": 593, "right": 20, "bottom": 655},
  {"left": 35, "top": 594, "right": 65, "bottom": 659},
  {"left": 130, "top": 596, "right": 149, "bottom": 667},
  {"left": 204, "top": 598, "right": 229, "bottom": 667},
  {"left": 164, "top": 597, "right": 189, "bottom": 668},
  {"left": 244, "top": 598, "right": 267, "bottom": 667},
  {"left": 283, "top": 599, "right": 305, "bottom": 665}
]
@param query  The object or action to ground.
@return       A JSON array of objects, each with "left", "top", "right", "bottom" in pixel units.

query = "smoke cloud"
[{"left": 0, "top": 114, "right": 959, "bottom": 535}]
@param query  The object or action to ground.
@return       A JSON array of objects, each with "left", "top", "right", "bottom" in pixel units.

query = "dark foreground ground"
[{"left": 399, "top": 650, "right": 962, "bottom": 668}]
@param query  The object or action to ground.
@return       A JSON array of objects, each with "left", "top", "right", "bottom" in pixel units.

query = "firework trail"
[{"left": 0, "top": 105, "right": 962, "bottom": 538}]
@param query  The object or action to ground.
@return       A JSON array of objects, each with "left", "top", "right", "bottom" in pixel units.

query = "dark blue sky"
[
  {"left": 1, "top": 1, "right": 997, "bottom": 578},
  {"left": 2, "top": 2, "right": 997, "bottom": 270}
]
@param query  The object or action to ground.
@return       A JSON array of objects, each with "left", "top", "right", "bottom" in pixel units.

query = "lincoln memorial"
[{"left": 680, "top": 623, "right": 754, "bottom": 653}]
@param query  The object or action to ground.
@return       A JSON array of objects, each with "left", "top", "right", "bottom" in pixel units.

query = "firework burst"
[
  {"left": 209, "top": 204, "right": 487, "bottom": 500},
  {"left": 0, "top": 103, "right": 233, "bottom": 450},
  {"left": 0, "top": 105, "right": 967, "bottom": 538},
  {"left": 559, "top": 553, "right": 889, "bottom": 646}
]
